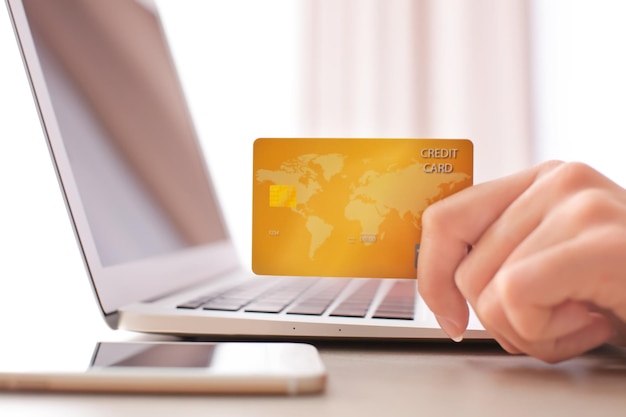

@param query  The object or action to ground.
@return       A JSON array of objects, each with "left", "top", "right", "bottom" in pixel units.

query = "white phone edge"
[{"left": 0, "top": 342, "right": 327, "bottom": 395}]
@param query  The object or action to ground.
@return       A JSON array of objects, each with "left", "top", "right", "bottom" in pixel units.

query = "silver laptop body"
[{"left": 6, "top": 0, "right": 487, "bottom": 341}]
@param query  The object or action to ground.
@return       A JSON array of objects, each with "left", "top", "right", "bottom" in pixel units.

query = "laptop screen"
[
  {"left": 22, "top": 0, "right": 227, "bottom": 266},
  {"left": 9, "top": 0, "right": 239, "bottom": 320}
]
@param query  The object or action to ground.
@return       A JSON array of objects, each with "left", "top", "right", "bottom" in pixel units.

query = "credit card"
[{"left": 252, "top": 138, "right": 473, "bottom": 278}]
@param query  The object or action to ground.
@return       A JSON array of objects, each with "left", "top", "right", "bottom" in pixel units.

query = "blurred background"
[{"left": 1, "top": 0, "right": 626, "bottom": 335}]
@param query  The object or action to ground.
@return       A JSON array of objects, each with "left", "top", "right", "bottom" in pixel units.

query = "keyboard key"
[
  {"left": 243, "top": 280, "right": 316, "bottom": 313},
  {"left": 177, "top": 280, "right": 271, "bottom": 310},
  {"left": 372, "top": 280, "right": 415, "bottom": 320},
  {"left": 176, "top": 296, "right": 213, "bottom": 310},
  {"left": 177, "top": 278, "right": 297, "bottom": 311},
  {"left": 329, "top": 280, "right": 380, "bottom": 318},
  {"left": 244, "top": 301, "right": 288, "bottom": 313},
  {"left": 202, "top": 298, "right": 248, "bottom": 311},
  {"left": 287, "top": 301, "right": 330, "bottom": 316},
  {"left": 287, "top": 280, "right": 349, "bottom": 316}
]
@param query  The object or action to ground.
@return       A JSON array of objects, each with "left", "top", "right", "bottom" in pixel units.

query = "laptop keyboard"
[
  {"left": 177, "top": 278, "right": 416, "bottom": 320},
  {"left": 286, "top": 279, "right": 349, "bottom": 316}
]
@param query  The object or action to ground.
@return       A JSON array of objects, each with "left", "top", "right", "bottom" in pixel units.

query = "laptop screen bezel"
[{"left": 5, "top": 0, "right": 241, "bottom": 326}]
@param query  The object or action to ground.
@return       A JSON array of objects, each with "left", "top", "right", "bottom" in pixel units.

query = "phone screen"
[{"left": 92, "top": 342, "right": 215, "bottom": 368}]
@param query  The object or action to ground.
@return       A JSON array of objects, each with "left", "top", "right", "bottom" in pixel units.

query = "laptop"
[{"left": 5, "top": 0, "right": 487, "bottom": 341}]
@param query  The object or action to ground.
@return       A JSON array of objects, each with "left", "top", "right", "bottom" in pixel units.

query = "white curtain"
[{"left": 299, "top": 0, "right": 533, "bottom": 183}]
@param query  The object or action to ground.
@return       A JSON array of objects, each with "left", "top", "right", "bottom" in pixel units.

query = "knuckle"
[
  {"left": 494, "top": 267, "right": 519, "bottom": 305},
  {"left": 598, "top": 225, "right": 626, "bottom": 254},
  {"left": 515, "top": 321, "right": 544, "bottom": 342},
  {"left": 493, "top": 270, "right": 540, "bottom": 340},
  {"left": 421, "top": 202, "right": 450, "bottom": 235},
  {"left": 474, "top": 302, "right": 497, "bottom": 332},
  {"left": 497, "top": 270, "right": 552, "bottom": 343},
  {"left": 547, "top": 161, "right": 599, "bottom": 195},
  {"left": 537, "top": 159, "right": 565, "bottom": 174},
  {"left": 573, "top": 191, "right": 608, "bottom": 223},
  {"left": 563, "top": 189, "right": 616, "bottom": 226}
]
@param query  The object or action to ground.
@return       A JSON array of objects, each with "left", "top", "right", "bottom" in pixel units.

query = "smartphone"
[{"left": 0, "top": 341, "right": 326, "bottom": 395}]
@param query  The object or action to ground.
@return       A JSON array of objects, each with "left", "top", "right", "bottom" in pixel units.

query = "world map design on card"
[{"left": 252, "top": 138, "right": 473, "bottom": 279}]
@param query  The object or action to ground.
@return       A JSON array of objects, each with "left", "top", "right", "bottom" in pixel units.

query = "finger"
[
  {"left": 474, "top": 178, "right": 626, "bottom": 342},
  {"left": 477, "top": 282, "right": 611, "bottom": 362},
  {"left": 606, "top": 313, "right": 626, "bottom": 346},
  {"left": 417, "top": 248, "right": 470, "bottom": 339},
  {"left": 418, "top": 161, "right": 563, "bottom": 337},
  {"left": 455, "top": 162, "right": 613, "bottom": 306},
  {"left": 524, "top": 300, "right": 594, "bottom": 339},
  {"left": 576, "top": 307, "right": 626, "bottom": 346},
  {"left": 481, "top": 280, "right": 594, "bottom": 343},
  {"left": 533, "top": 314, "right": 613, "bottom": 363},
  {"left": 500, "top": 168, "right": 626, "bottom": 269},
  {"left": 470, "top": 287, "right": 523, "bottom": 354},
  {"left": 494, "top": 226, "right": 626, "bottom": 342},
  {"left": 497, "top": 189, "right": 621, "bottom": 268}
]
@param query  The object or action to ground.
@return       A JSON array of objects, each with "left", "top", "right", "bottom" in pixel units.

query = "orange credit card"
[{"left": 252, "top": 138, "right": 473, "bottom": 278}]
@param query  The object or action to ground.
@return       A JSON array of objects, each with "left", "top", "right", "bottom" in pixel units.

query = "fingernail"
[{"left": 437, "top": 316, "right": 464, "bottom": 342}]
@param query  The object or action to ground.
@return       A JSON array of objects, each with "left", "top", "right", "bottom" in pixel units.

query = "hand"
[{"left": 418, "top": 161, "right": 626, "bottom": 362}]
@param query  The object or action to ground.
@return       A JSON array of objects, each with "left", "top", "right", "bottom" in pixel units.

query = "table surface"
[{"left": 2, "top": 330, "right": 626, "bottom": 417}]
